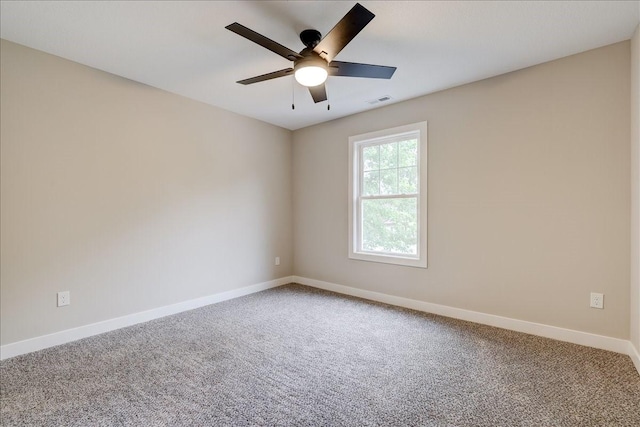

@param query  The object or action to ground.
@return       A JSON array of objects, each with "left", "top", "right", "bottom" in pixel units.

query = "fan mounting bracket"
[{"left": 299, "top": 29, "right": 322, "bottom": 49}]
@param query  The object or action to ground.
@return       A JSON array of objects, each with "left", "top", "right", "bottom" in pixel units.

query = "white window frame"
[{"left": 348, "top": 121, "right": 427, "bottom": 268}]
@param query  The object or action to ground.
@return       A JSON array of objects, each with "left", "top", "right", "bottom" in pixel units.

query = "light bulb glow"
[{"left": 294, "top": 65, "right": 328, "bottom": 87}]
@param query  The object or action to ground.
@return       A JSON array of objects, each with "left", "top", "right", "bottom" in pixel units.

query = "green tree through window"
[{"left": 360, "top": 139, "right": 418, "bottom": 254}]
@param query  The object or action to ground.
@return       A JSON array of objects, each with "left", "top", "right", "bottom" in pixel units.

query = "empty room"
[{"left": 1, "top": 1, "right": 639, "bottom": 425}]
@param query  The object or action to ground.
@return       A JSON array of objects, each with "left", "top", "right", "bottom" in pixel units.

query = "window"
[{"left": 348, "top": 121, "right": 427, "bottom": 268}]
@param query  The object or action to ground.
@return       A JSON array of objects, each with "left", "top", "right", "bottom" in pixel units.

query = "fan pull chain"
[
  {"left": 291, "top": 77, "right": 295, "bottom": 110},
  {"left": 327, "top": 84, "right": 330, "bottom": 110}
]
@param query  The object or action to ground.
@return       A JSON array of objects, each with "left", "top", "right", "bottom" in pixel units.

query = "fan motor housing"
[{"left": 293, "top": 52, "right": 327, "bottom": 71}]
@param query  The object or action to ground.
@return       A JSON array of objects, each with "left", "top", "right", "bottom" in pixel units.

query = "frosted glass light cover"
[{"left": 294, "top": 66, "right": 328, "bottom": 87}]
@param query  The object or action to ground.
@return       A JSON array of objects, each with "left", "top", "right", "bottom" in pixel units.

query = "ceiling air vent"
[{"left": 367, "top": 95, "right": 392, "bottom": 105}]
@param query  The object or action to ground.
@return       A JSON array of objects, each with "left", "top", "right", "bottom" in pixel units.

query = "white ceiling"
[{"left": 1, "top": 1, "right": 639, "bottom": 130}]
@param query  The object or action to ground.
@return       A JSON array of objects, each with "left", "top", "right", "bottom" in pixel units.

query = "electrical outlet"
[
  {"left": 590, "top": 292, "right": 603, "bottom": 309},
  {"left": 57, "top": 291, "right": 70, "bottom": 307},
  {"left": 275, "top": 257, "right": 280, "bottom": 266}
]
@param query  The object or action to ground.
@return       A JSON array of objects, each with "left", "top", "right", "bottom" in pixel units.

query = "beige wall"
[
  {"left": 631, "top": 23, "right": 640, "bottom": 352},
  {"left": 293, "top": 42, "right": 631, "bottom": 339},
  {"left": 0, "top": 40, "right": 293, "bottom": 345},
  {"left": 1, "top": 36, "right": 635, "bottom": 348}
]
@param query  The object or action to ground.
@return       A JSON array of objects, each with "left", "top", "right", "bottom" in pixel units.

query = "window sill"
[{"left": 349, "top": 251, "right": 427, "bottom": 268}]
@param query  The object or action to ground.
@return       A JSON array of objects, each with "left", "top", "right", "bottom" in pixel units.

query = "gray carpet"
[{"left": 1, "top": 284, "right": 639, "bottom": 426}]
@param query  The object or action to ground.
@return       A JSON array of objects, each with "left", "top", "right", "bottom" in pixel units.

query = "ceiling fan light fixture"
[
  {"left": 294, "top": 59, "right": 328, "bottom": 87},
  {"left": 227, "top": 3, "right": 396, "bottom": 104}
]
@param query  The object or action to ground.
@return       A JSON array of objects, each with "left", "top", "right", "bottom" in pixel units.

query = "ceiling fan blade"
[
  {"left": 226, "top": 23, "right": 302, "bottom": 61},
  {"left": 237, "top": 68, "right": 294, "bottom": 85},
  {"left": 313, "top": 3, "right": 375, "bottom": 62},
  {"left": 308, "top": 84, "right": 327, "bottom": 103},
  {"left": 329, "top": 61, "right": 396, "bottom": 79}
]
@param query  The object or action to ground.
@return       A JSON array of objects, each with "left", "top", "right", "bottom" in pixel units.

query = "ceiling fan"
[{"left": 226, "top": 3, "right": 396, "bottom": 105}]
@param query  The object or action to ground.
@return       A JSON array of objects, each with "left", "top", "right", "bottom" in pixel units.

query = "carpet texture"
[{"left": 1, "top": 284, "right": 639, "bottom": 426}]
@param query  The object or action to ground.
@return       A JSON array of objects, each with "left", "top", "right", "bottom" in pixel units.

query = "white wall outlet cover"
[
  {"left": 590, "top": 292, "right": 604, "bottom": 309},
  {"left": 275, "top": 257, "right": 280, "bottom": 266},
  {"left": 57, "top": 291, "right": 70, "bottom": 307}
]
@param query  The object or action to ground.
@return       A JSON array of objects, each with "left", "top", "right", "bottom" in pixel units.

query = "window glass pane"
[
  {"left": 398, "top": 166, "right": 417, "bottom": 194},
  {"left": 379, "top": 142, "right": 398, "bottom": 170},
  {"left": 380, "top": 168, "right": 398, "bottom": 195},
  {"left": 362, "top": 197, "right": 418, "bottom": 255},
  {"left": 398, "top": 139, "right": 418, "bottom": 167},
  {"left": 363, "top": 171, "right": 379, "bottom": 196},
  {"left": 362, "top": 145, "right": 379, "bottom": 171}
]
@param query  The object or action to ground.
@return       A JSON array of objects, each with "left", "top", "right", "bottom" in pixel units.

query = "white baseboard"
[
  {"left": 630, "top": 342, "right": 640, "bottom": 374},
  {"left": 4, "top": 275, "right": 638, "bottom": 377},
  {"left": 292, "top": 276, "right": 635, "bottom": 362},
  {"left": 0, "top": 276, "right": 293, "bottom": 361}
]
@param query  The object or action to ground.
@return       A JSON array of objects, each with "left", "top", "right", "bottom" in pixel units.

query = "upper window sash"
[{"left": 357, "top": 133, "right": 420, "bottom": 199}]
